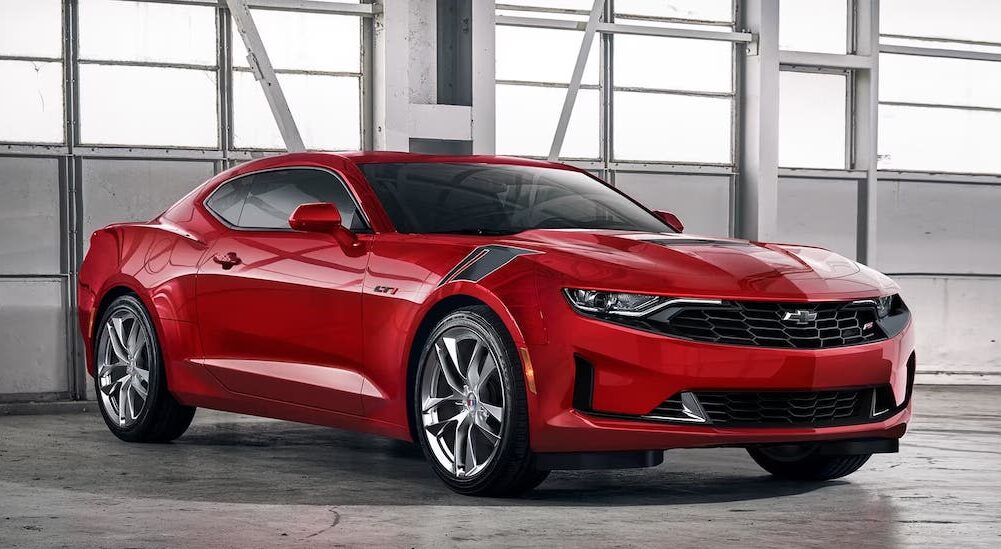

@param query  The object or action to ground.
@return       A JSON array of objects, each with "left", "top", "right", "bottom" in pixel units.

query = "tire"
[
  {"left": 93, "top": 294, "right": 195, "bottom": 443},
  {"left": 747, "top": 444, "right": 872, "bottom": 481},
  {"left": 413, "top": 305, "right": 548, "bottom": 497}
]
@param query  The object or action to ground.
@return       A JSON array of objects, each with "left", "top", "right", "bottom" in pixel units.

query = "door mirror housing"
[
  {"left": 289, "top": 202, "right": 359, "bottom": 249},
  {"left": 652, "top": 210, "right": 684, "bottom": 233}
]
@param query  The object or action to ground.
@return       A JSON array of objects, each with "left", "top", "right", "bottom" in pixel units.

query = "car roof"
[{"left": 272, "top": 150, "right": 576, "bottom": 170}]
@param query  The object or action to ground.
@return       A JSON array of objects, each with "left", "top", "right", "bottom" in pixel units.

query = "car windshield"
[{"left": 359, "top": 162, "right": 672, "bottom": 235}]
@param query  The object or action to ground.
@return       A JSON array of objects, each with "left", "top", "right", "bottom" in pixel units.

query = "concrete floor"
[{"left": 0, "top": 386, "right": 998, "bottom": 548}]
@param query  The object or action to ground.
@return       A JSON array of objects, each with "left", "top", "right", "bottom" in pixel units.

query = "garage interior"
[{"left": 1, "top": 0, "right": 999, "bottom": 547}]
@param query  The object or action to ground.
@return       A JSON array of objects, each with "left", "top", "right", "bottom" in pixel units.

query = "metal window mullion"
[
  {"left": 360, "top": 4, "right": 374, "bottom": 150},
  {"left": 600, "top": 0, "right": 614, "bottom": 182},
  {"left": 218, "top": 4, "right": 233, "bottom": 163}
]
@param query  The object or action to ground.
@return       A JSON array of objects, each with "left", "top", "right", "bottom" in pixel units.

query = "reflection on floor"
[{"left": 1, "top": 386, "right": 998, "bottom": 547}]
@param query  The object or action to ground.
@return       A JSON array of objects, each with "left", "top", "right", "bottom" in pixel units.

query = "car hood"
[{"left": 506, "top": 229, "right": 897, "bottom": 300}]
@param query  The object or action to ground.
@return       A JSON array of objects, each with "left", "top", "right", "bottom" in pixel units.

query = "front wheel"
[
  {"left": 414, "top": 305, "right": 548, "bottom": 497},
  {"left": 747, "top": 444, "right": 872, "bottom": 481},
  {"left": 94, "top": 294, "right": 195, "bottom": 442}
]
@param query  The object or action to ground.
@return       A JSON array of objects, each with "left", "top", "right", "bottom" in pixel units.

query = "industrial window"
[
  {"left": 77, "top": 0, "right": 218, "bottom": 147},
  {"left": 779, "top": 0, "right": 848, "bottom": 54},
  {"left": 496, "top": 3, "right": 737, "bottom": 165},
  {"left": 880, "top": 0, "right": 1001, "bottom": 47},
  {"left": 879, "top": 1, "right": 1001, "bottom": 174},
  {"left": 78, "top": 64, "right": 218, "bottom": 148},
  {"left": 0, "top": 0, "right": 63, "bottom": 144},
  {"left": 78, "top": 0, "right": 216, "bottom": 65},
  {"left": 778, "top": 71, "right": 847, "bottom": 169},
  {"left": 231, "top": 9, "right": 363, "bottom": 151}
]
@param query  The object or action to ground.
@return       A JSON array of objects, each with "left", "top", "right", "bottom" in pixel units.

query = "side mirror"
[
  {"left": 652, "top": 210, "right": 684, "bottom": 233},
  {"left": 289, "top": 202, "right": 359, "bottom": 249}
]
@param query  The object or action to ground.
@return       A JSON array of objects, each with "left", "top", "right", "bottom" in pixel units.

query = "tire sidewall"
[
  {"left": 413, "top": 308, "right": 527, "bottom": 492},
  {"left": 93, "top": 294, "right": 165, "bottom": 441}
]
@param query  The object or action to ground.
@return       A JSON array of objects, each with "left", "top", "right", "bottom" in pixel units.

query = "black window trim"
[{"left": 202, "top": 166, "right": 373, "bottom": 233}]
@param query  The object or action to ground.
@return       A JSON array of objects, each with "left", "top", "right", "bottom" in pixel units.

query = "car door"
[{"left": 195, "top": 167, "right": 371, "bottom": 415}]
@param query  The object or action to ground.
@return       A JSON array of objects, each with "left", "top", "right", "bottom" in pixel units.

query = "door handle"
[{"left": 212, "top": 251, "right": 242, "bottom": 270}]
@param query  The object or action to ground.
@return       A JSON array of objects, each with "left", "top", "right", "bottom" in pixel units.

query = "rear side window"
[{"left": 205, "top": 168, "right": 367, "bottom": 231}]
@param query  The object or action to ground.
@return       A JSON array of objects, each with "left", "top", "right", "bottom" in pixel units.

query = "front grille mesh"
[
  {"left": 655, "top": 388, "right": 870, "bottom": 427},
  {"left": 650, "top": 301, "right": 882, "bottom": 349}
]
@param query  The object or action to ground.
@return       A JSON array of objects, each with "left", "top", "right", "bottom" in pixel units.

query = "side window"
[
  {"left": 206, "top": 169, "right": 367, "bottom": 231},
  {"left": 204, "top": 174, "right": 253, "bottom": 225}
]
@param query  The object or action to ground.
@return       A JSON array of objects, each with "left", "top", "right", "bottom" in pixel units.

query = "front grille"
[
  {"left": 654, "top": 388, "right": 879, "bottom": 427},
  {"left": 646, "top": 300, "right": 883, "bottom": 349}
]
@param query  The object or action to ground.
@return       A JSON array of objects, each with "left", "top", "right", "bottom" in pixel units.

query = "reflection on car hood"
[{"left": 507, "top": 230, "right": 897, "bottom": 300}]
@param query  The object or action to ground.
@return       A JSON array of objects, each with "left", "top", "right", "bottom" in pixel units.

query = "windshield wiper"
[{"left": 434, "top": 228, "right": 520, "bottom": 236}]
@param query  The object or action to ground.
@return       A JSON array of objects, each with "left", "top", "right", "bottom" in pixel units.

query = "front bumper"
[{"left": 526, "top": 307, "right": 915, "bottom": 453}]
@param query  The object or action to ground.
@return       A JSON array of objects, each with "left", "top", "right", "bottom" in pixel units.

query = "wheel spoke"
[
  {"left": 474, "top": 413, "right": 501, "bottom": 444},
  {"left": 131, "top": 375, "right": 148, "bottom": 400},
  {"left": 425, "top": 409, "right": 466, "bottom": 438},
  {"left": 452, "top": 414, "right": 469, "bottom": 477},
  {"left": 107, "top": 318, "right": 129, "bottom": 364},
  {"left": 480, "top": 402, "right": 503, "bottom": 422},
  {"left": 465, "top": 339, "right": 485, "bottom": 389},
  {"left": 434, "top": 341, "right": 465, "bottom": 394},
  {"left": 465, "top": 420, "right": 478, "bottom": 472},
  {"left": 129, "top": 328, "right": 147, "bottom": 362},
  {"left": 117, "top": 381, "right": 129, "bottom": 426},
  {"left": 132, "top": 364, "right": 150, "bottom": 383},
  {"left": 422, "top": 395, "right": 456, "bottom": 413},
  {"left": 474, "top": 356, "right": 498, "bottom": 393}
]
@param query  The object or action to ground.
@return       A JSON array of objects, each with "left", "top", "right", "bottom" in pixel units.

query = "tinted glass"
[
  {"left": 206, "top": 169, "right": 366, "bottom": 230},
  {"left": 360, "top": 163, "right": 671, "bottom": 234},
  {"left": 205, "top": 175, "right": 253, "bottom": 225}
]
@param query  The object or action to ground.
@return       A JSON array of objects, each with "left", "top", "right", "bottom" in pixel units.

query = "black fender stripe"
[{"left": 438, "top": 245, "right": 541, "bottom": 287}]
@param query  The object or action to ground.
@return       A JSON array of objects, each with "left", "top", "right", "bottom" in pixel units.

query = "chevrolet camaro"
[{"left": 78, "top": 152, "right": 914, "bottom": 496}]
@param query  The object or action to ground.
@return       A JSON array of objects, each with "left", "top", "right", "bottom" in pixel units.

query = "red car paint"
[{"left": 78, "top": 151, "right": 912, "bottom": 453}]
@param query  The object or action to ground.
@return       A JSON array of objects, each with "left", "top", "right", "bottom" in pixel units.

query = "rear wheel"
[
  {"left": 747, "top": 444, "right": 871, "bottom": 481},
  {"left": 94, "top": 294, "right": 195, "bottom": 442},
  {"left": 414, "top": 305, "right": 548, "bottom": 497}
]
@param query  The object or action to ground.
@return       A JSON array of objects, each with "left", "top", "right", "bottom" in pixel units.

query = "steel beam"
[
  {"left": 778, "top": 50, "right": 873, "bottom": 70},
  {"left": 495, "top": 15, "right": 752, "bottom": 42},
  {"left": 226, "top": 0, "right": 305, "bottom": 152},
  {"left": 853, "top": 0, "right": 879, "bottom": 265},
  {"left": 549, "top": 0, "right": 604, "bottom": 161},
  {"left": 470, "top": 0, "right": 496, "bottom": 153},
  {"left": 735, "top": 0, "right": 780, "bottom": 242}
]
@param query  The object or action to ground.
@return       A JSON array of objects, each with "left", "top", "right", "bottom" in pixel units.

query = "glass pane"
[
  {"left": 79, "top": 64, "right": 218, "bottom": 147},
  {"left": 495, "top": 84, "right": 598, "bottom": 158},
  {"left": 614, "top": 34, "right": 731, "bottom": 92},
  {"left": 779, "top": 71, "right": 846, "bottom": 169},
  {"left": 232, "top": 10, "right": 360, "bottom": 73},
  {"left": 0, "top": 0, "right": 61, "bottom": 58},
  {"left": 495, "top": 26, "right": 598, "bottom": 85},
  {"left": 0, "top": 60, "right": 64, "bottom": 143},
  {"left": 880, "top": 54, "right": 1001, "bottom": 109},
  {"left": 613, "top": 91, "right": 731, "bottom": 163},
  {"left": 78, "top": 0, "right": 216, "bottom": 65},
  {"left": 615, "top": 0, "right": 732, "bottom": 23},
  {"left": 879, "top": 105, "right": 1001, "bottom": 174},
  {"left": 881, "top": 0, "right": 1001, "bottom": 45},
  {"left": 779, "top": 0, "right": 847, "bottom": 54},
  {"left": 232, "top": 71, "right": 361, "bottom": 151}
]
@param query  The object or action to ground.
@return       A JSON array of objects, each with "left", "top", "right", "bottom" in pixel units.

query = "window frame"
[{"left": 202, "top": 166, "right": 372, "bottom": 233}]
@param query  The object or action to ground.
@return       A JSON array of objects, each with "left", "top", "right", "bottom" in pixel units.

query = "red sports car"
[{"left": 78, "top": 152, "right": 913, "bottom": 496}]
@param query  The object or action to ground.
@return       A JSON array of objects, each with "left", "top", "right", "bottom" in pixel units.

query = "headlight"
[
  {"left": 875, "top": 295, "right": 893, "bottom": 318},
  {"left": 563, "top": 289, "right": 663, "bottom": 316},
  {"left": 853, "top": 294, "right": 897, "bottom": 318}
]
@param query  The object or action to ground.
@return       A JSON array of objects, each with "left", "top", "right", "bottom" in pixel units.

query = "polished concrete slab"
[{"left": 1, "top": 386, "right": 998, "bottom": 548}]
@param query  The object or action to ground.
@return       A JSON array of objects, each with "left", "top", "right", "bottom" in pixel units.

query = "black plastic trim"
[
  {"left": 572, "top": 355, "right": 595, "bottom": 412},
  {"left": 535, "top": 450, "right": 665, "bottom": 470}
]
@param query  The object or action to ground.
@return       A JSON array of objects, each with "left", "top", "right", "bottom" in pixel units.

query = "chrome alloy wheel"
[
  {"left": 420, "top": 327, "right": 506, "bottom": 478},
  {"left": 97, "top": 308, "right": 152, "bottom": 428}
]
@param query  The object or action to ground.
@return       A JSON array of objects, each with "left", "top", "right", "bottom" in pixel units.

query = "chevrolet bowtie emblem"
[{"left": 782, "top": 310, "right": 818, "bottom": 325}]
